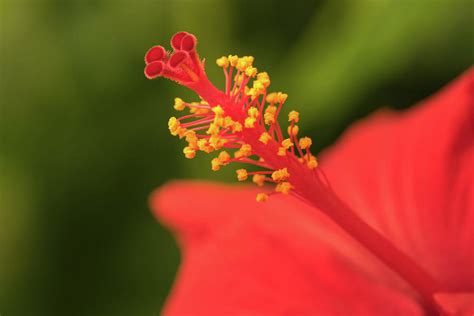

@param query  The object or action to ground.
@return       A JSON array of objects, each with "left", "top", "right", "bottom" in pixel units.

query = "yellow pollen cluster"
[
  {"left": 234, "top": 144, "right": 252, "bottom": 158},
  {"left": 307, "top": 155, "right": 318, "bottom": 169},
  {"left": 244, "top": 117, "right": 256, "bottom": 128},
  {"left": 287, "top": 125, "right": 299, "bottom": 136},
  {"left": 259, "top": 132, "right": 272, "bottom": 144},
  {"left": 244, "top": 106, "right": 259, "bottom": 128},
  {"left": 168, "top": 117, "right": 186, "bottom": 137},
  {"left": 228, "top": 55, "right": 239, "bottom": 67},
  {"left": 183, "top": 146, "right": 196, "bottom": 159},
  {"left": 276, "top": 182, "right": 292, "bottom": 194},
  {"left": 299, "top": 137, "right": 312, "bottom": 149},
  {"left": 264, "top": 106, "right": 277, "bottom": 125},
  {"left": 277, "top": 138, "right": 294, "bottom": 156},
  {"left": 231, "top": 121, "right": 243, "bottom": 132},
  {"left": 236, "top": 169, "right": 248, "bottom": 181},
  {"left": 211, "top": 151, "right": 231, "bottom": 171},
  {"left": 288, "top": 111, "right": 299, "bottom": 122},
  {"left": 216, "top": 56, "right": 229, "bottom": 68},
  {"left": 212, "top": 105, "right": 225, "bottom": 117},
  {"left": 266, "top": 92, "right": 288, "bottom": 104},
  {"left": 256, "top": 193, "right": 268, "bottom": 202},
  {"left": 174, "top": 97, "right": 186, "bottom": 111},
  {"left": 252, "top": 174, "right": 265, "bottom": 186},
  {"left": 271, "top": 168, "right": 290, "bottom": 182}
]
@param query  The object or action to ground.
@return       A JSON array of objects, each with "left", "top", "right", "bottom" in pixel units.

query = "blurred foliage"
[{"left": 0, "top": 0, "right": 472, "bottom": 315}]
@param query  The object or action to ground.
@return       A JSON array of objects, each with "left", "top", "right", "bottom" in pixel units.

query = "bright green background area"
[{"left": 0, "top": 0, "right": 472, "bottom": 315}]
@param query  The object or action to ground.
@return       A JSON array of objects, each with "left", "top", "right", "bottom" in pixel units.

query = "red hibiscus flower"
[{"left": 145, "top": 32, "right": 474, "bottom": 315}]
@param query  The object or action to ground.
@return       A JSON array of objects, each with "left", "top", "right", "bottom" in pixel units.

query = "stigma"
[{"left": 144, "top": 31, "right": 318, "bottom": 201}]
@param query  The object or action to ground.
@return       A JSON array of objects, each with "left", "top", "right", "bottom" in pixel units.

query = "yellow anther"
[
  {"left": 271, "top": 168, "right": 290, "bottom": 182},
  {"left": 256, "top": 193, "right": 268, "bottom": 202},
  {"left": 197, "top": 139, "right": 213, "bottom": 153},
  {"left": 234, "top": 73, "right": 245, "bottom": 85},
  {"left": 276, "top": 92, "right": 288, "bottom": 103},
  {"left": 177, "top": 127, "right": 187, "bottom": 138},
  {"left": 245, "top": 67, "right": 258, "bottom": 77},
  {"left": 252, "top": 80, "right": 265, "bottom": 94},
  {"left": 236, "top": 169, "right": 248, "bottom": 181},
  {"left": 307, "top": 155, "right": 318, "bottom": 169},
  {"left": 246, "top": 79, "right": 266, "bottom": 99},
  {"left": 299, "top": 137, "right": 312, "bottom": 150},
  {"left": 235, "top": 143, "right": 252, "bottom": 158},
  {"left": 185, "top": 131, "right": 198, "bottom": 148},
  {"left": 209, "top": 135, "right": 226, "bottom": 149},
  {"left": 216, "top": 56, "right": 229, "bottom": 68},
  {"left": 231, "top": 121, "right": 243, "bottom": 132},
  {"left": 221, "top": 116, "right": 234, "bottom": 128},
  {"left": 174, "top": 98, "right": 186, "bottom": 111},
  {"left": 287, "top": 125, "right": 299, "bottom": 136},
  {"left": 206, "top": 123, "right": 220, "bottom": 135},
  {"left": 247, "top": 107, "right": 259, "bottom": 118},
  {"left": 278, "top": 138, "right": 294, "bottom": 155},
  {"left": 266, "top": 92, "right": 278, "bottom": 103},
  {"left": 264, "top": 105, "right": 277, "bottom": 125},
  {"left": 211, "top": 158, "right": 221, "bottom": 171},
  {"left": 259, "top": 132, "right": 272, "bottom": 144},
  {"left": 214, "top": 117, "right": 224, "bottom": 127},
  {"left": 218, "top": 151, "right": 231, "bottom": 164},
  {"left": 288, "top": 111, "right": 299, "bottom": 122},
  {"left": 257, "top": 72, "right": 270, "bottom": 88},
  {"left": 183, "top": 146, "right": 196, "bottom": 159},
  {"left": 277, "top": 147, "right": 287, "bottom": 156},
  {"left": 246, "top": 88, "right": 256, "bottom": 97},
  {"left": 197, "top": 138, "right": 207, "bottom": 150},
  {"left": 212, "top": 105, "right": 225, "bottom": 118},
  {"left": 240, "top": 143, "right": 252, "bottom": 155},
  {"left": 168, "top": 117, "right": 179, "bottom": 131},
  {"left": 228, "top": 55, "right": 239, "bottom": 67},
  {"left": 244, "top": 117, "right": 256, "bottom": 128},
  {"left": 282, "top": 138, "right": 294, "bottom": 149},
  {"left": 237, "top": 59, "right": 247, "bottom": 72},
  {"left": 275, "top": 182, "right": 292, "bottom": 194},
  {"left": 236, "top": 56, "right": 254, "bottom": 72},
  {"left": 252, "top": 174, "right": 266, "bottom": 186},
  {"left": 168, "top": 117, "right": 186, "bottom": 136}
]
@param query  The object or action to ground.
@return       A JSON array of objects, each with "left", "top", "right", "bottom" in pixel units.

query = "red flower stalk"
[{"left": 145, "top": 32, "right": 474, "bottom": 315}]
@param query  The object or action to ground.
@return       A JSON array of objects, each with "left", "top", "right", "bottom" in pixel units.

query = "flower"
[{"left": 145, "top": 32, "right": 474, "bottom": 315}]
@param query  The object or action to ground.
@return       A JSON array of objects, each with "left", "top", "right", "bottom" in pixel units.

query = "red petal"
[
  {"left": 144, "top": 61, "right": 164, "bottom": 79},
  {"left": 321, "top": 68, "right": 474, "bottom": 291},
  {"left": 151, "top": 181, "right": 423, "bottom": 315},
  {"left": 434, "top": 292, "right": 474, "bottom": 316}
]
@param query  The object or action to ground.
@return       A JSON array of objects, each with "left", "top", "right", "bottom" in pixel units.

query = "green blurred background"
[{"left": 0, "top": 0, "right": 472, "bottom": 315}]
